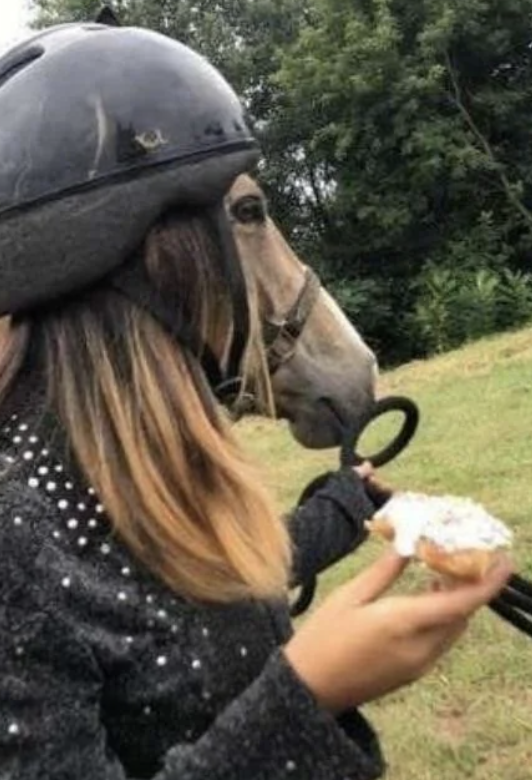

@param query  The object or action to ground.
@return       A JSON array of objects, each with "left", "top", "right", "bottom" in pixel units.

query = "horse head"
[
  {"left": 227, "top": 175, "right": 378, "bottom": 449},
  {"left": 0, "top": 176, "right": 377, "bottom": 450}
]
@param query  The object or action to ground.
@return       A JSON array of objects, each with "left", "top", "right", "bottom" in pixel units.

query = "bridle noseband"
[{"left": 262, "top": 266, "right": 321, "bottom": 374}]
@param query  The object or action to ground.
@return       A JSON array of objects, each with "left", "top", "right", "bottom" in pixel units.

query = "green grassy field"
[{"left": 238, "top": 326, "right": 532, "bottom": 780}]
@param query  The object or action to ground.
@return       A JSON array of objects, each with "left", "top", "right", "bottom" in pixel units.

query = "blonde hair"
[{"left": 0, "top": 210, "right": 291, "bottom": 602}]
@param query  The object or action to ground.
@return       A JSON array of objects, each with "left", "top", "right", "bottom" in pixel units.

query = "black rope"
[
  {"left": 496, "top": 586, "right": 532, "bottom": 614},
  {"left": 486, "top": 573, "right": 532, "bottom": 639},
  {"left": 490, "top": 596, "right": 532, "bottom": 638},
  {"left": 340, "top": 396, "right": 420, "bottom": 469},
  {"left": 509, "top": 572, "right": 532, "bottom": 598}
]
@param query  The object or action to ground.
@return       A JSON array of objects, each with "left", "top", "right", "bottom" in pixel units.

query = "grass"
[{"left": 237, "top": 326, "right": 532, "bottom": 779}]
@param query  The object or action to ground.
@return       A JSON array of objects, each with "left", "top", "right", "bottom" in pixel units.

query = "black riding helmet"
[{"left": 0, "top": 21, "right": 260, "bottom": 394}]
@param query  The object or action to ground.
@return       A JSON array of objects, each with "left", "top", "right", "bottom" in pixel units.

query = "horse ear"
[{"left": 95, "top": 6, "right": 121, "bottom": 26}]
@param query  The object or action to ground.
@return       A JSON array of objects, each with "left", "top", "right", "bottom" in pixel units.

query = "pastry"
[{"left": 367, "top": 492, "right": 513, "bottom": 581}]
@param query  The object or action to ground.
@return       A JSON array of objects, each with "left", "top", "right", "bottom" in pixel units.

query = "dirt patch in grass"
[{"left": 437, "top": 706, "right": 469, "bottom": 744}]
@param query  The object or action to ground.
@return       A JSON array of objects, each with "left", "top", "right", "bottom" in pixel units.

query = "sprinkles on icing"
[{"left": 374, "top": 491, "right": 513, "bottom": 557}]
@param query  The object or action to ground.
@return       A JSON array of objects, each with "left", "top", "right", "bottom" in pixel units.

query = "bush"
[
  {"left": 410, "top": 265, "right": 462, "bottom": 354},
  {"left": 411, "top": 264, "right": 532, "bottom": 356},
  {"left": 454, "top": 268, "right": 500, "bottom": 342},
  {"left": 496, "top": 268, "right": 532, "bottom": 329}
]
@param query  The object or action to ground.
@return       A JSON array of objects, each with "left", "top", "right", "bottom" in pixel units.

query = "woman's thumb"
[{"left": 341, "top": 551, "right": 410, "bottom": 605}]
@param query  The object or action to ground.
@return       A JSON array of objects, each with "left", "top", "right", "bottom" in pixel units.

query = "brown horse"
[
  {"left": 227, "top": 175, "right": 377, "bottom": 449},
  {"left": 0, "top": 176, "right": 377, "bottom": 449}
]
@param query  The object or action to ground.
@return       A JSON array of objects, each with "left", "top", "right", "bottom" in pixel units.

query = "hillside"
[{"left": 239, "top": 326, "right": 532, "bottom": 780}]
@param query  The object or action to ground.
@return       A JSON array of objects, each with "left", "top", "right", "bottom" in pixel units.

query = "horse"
[
  {"left": 0, "top": 176, "right": 377, "bottom": 450},
  {"left": 227, "top": 174, "right": 377, "bottom": 449}
]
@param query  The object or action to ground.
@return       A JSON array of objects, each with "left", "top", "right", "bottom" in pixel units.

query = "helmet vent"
[{"left": 0, "top": 46, "right": 44, "bottom": 89}]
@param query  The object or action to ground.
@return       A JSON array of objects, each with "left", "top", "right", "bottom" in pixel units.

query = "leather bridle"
[
  {"left": 262, "top": 266, "right": 321, "bottom": 374},
  {"left": 224, "top": 265, "right": 321, "bottom": 417}
]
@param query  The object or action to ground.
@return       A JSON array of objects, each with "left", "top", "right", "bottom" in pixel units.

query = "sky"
[{"left": 0, "top": 0, "right": 33, "bottom": 52}]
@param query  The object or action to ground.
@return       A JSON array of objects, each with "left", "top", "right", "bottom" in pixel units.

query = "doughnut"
[{"left": 367, "top": 492, "right": 513, "bottom": 581}]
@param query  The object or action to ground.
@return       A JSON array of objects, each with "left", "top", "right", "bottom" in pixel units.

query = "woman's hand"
[
  {"left": 284, "top": 551, "right": 512, "bottom": 713},
  {"left": 352, "top": 460, "right": 393, "bottom": 510}
]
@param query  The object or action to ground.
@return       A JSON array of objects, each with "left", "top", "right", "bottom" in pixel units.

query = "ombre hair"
[{"left": 0, "top": 210, "right": 291, "bottom": 602}]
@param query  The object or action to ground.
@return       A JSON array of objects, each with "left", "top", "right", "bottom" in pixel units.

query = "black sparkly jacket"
[{"left": 0, "top": 379, "right": 384, "bottom": 780}]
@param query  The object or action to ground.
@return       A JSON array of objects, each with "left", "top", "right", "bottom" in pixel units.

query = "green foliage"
[
  {"left": 431, "top": 211, "right": 513, "bottom": 272},
  {"left": 454, "top": 267, "right": 500, "bottom": 342},
  {"left": 412, "top": 263, "right": 532, "bottom": 354},
  {"left": 411, "top": 266, "right": 461, "bottom": 353},
  {"left": 32, "top": 0, "right": 102, "bottom": 23},
  {"left": 277, "top": 0, "right": 532, "bottom": 361},
  {"left": 497, "top": 268, "right": 532, "bottom": 328}
]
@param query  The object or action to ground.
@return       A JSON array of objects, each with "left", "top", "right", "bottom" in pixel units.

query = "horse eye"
[{"left": 231, "top": 196, "right": 267, "bottom": 225}]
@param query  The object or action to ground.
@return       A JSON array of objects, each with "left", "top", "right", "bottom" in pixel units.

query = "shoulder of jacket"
[{"left": 0, "top": 463, "right": 57, "bottom": 575}]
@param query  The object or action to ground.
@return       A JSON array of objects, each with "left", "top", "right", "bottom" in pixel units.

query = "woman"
[{"left": 0, "top": 22, "right": 511, "bottom": 780}]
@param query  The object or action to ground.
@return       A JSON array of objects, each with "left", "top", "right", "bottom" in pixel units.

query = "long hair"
[{"left": 0, "top": 210, "right": 291, "bottom": 602}]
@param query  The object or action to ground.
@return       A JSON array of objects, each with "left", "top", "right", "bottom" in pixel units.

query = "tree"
[{"left": 277, "top": 0, "right": 532, "bottom": 361}]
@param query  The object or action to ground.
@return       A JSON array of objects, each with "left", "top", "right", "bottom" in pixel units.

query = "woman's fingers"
[
  {"left": 354, "top": 461, "right": 374, "bottom": 479},
  {"left": 405, "top": 554, "right": 514, "bottom": 628},
  {"left": 341, "top": 550, "right": 410, "bottom": 604},
  {"left": 286, "top": 554, "right": 507, "bottom": 713},
  {"left": 353, "top": 462, "right": 393, "bottom": 509}
]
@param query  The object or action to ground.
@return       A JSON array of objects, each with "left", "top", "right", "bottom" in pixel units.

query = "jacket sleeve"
[
  {"left": 287, "top": 469, "right": 376, "bottom": 586},
  {"left": 0, "top": 486, "right": 384, "bottom": 780}
]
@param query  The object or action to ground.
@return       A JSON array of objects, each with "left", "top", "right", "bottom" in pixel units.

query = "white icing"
[{"left": 374, "top": 491, "right": 513, "bottom": 556}]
